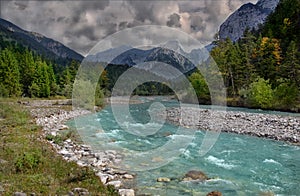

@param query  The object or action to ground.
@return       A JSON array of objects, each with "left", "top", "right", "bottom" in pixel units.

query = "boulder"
[
  {"left": 107, "top": 180, "right": 122, "bottom": 188},
  {"left": 123, "top": 174, "right": 134, "bottom": 179},
  {"left": 206, "top": 191, "right": 222, "bottom": 196},
  {"left": 119, "top": 189, "right": 135, "bottom": 196},
  {"left": 184, "top": 170, "right": 209, "bottom": 181}
]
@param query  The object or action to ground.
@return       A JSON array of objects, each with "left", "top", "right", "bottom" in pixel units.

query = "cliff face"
[{"left": 219, "top": 0, "right": 280, "bottom": 41}]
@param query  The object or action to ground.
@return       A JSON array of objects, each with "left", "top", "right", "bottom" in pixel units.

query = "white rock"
[
  {"left": 123, "top": 174, "right": 134, "bottom": 179},
  {"left": 118, "top": 189, "right": 135, "bottom": 196},
  {"left": 58, "top": 124, "right": 69, "bottom": 130},
  {"left": 107, "top": 180, "right": 122, "bottom": 188},
  {"left": 96, "top": 172, "right": 115, "bottom": 183},
  {"left": 58, "top": 149, "right": 69, "bottom": 155}
]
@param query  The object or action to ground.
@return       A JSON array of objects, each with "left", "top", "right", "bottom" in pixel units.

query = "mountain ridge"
[
  {"left": 219, "top": 0, "right": 280, "bottom": 41},
  {"left": 0, "top": 18, "right": 83, "bottom": 65}
]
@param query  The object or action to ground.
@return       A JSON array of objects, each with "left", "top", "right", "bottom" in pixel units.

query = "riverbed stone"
[
  {"left": 157, "top": 177, "right": 171, "bottom": 182},
  {"left": 184, "top": 170, "right": 209, "bottom": 181},
  {"left": 123, "top": 174, "right": 134, "bottom": 179},
  {"left": 107, "top": 180, "right": 122, "bottom": 188},
  {"left": 118, "top": 189, "right": 135, "bottom": 196},
  {"left": 206, "top": 191, "right": 222, "bottom": 196}
]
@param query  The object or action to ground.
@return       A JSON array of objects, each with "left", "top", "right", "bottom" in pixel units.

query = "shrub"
[
  {"left": 246, "top": 77, "right": 274, "bottom": 109},
  {"left": 274, "top": 79, "right": 299, "bottom": 110}
]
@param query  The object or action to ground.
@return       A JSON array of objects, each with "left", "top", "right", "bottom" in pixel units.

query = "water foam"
[
  {"left": 263, "top": 159, "right": 282, "bottom": 165},
  {"left": 205, "top": 155, "right": 236, "bottom": 169}
]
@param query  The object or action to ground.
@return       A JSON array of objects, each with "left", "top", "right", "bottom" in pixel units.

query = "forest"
[{"left": 188, "top": 0, "right": 300, "bottom": 111}]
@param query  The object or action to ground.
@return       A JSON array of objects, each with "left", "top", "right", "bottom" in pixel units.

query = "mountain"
[
  {"left": 219, "top": 0, "right": 280, "bottom": 41},
  {"left": 0, "top": 18, "right": 83, "bottom": 65},
  {"left": 86, "top": 46, "right": 197, "bottom": 74},
  {"left": 86, "top": 41, "right": 213, "bottom": 74}
]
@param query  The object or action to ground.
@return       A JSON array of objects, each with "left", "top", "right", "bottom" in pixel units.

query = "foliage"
[
  {"left": 188, "top": 72, "right": 210, "bottom": 103},
  {"left": 196, "top": 0, "right": 300, "bottom": 111},
  {"left": 15, "top": 152, "right": 41, "bottom": 173},
  {"left": 0, "top": 48, "right": 21, "bottom": 97},
  {"left": 0, "top": 41, "right": 85, "bottom": 99},
  {"left": 245, "top": 77, "right": 274, "bottom": 109},
  {"left": 274, "top": 79, "right": 299, "bottom": 109}
]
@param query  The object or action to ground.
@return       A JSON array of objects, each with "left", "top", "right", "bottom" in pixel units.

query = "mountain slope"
[
  {"left": 219, "top": 0, "right": 280, "bottom": 41},
  {"left": 86, "top": 46, "right": 197, "bottom": 74},
  {"left": 0, "top": 18, "right": 83, "bottom": 65}
]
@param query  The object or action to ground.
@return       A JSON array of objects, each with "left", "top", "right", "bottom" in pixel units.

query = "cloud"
[
  {"left": 0, "top": 0, "right": 257, "bottom": 55},
  {"left": 167, "top": 13, "right": 181, "bottom": 28}
]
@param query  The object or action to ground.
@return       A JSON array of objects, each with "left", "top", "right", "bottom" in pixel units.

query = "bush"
[
  {"left": 184, "top": 72, "right": 210, "bottom": 104},
  {"left": 246, "top": 77, "right": 274, "bottom": 109},
  {"left": 274, "top": 79, "right": 299, "bottom": 110}
]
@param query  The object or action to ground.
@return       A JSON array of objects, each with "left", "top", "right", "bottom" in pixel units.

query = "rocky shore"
[
  {"left": 164, "top": 106, "right": 300, "bottom": 144},
  {"left": 25, "top": 100, "right": 135, "bottom": 196}
]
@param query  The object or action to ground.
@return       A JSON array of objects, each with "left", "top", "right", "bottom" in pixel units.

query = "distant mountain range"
[
  {"left": 0, "top": 18, "right": 83, "bottom": 65},
  {"left": 86, "top": 41, "right": 212, "bottom": 74},
  {"left": 219, "top": 0, "right": 280, "bottom": 41}
]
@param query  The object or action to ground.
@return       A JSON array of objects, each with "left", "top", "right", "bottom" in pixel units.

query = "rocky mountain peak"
[{"left": 219, "top": 0, "right": 280, "bottom": 41}]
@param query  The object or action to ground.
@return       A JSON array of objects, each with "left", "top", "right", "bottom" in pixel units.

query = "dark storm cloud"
[
  {"left": 14, "top": 2, "right": 28, "bottom": 10},
  {"left": 0, "top": 0, "right": 257, "bottom": 55},
  {"left": 167, "top": 13, "right": 181, "bottom": 28}
]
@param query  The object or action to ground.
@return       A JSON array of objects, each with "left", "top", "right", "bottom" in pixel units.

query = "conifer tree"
[{"left": 0, "top": 48, "right": 21, "bottom": 97}]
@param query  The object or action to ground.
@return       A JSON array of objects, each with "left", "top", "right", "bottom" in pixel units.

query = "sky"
[{"left": 0, "top": 0, "right": 257, "bottom": 56}]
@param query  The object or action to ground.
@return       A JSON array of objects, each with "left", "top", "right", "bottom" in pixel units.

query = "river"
[{"left": 69, "top": 97, "right": 300, "bottom": 195}]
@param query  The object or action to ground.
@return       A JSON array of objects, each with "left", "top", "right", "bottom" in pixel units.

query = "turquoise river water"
[{"left": 69, "top": 97, "right": 300, "bottom": 196}]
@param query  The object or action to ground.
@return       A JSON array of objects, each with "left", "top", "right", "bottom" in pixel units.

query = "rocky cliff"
[{"left": 219, "top": 0, "right": 280, "bottom": 41}]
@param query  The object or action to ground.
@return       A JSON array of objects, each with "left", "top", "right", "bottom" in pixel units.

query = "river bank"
[
  {"left": 20, "top": 98, "right": 300, "bottom": 195},
  {"left": 163, "top": 106, "right": 300, "bottom": 144},
  {"left": 25, "top": 99, "right": 136, "bottom": 196}
]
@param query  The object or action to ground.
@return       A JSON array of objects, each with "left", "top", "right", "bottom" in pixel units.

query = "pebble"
[
  {"left": 163, "top": 107, "right": 300, "bottom": 144},
  {"left": 157, "top": 177, "right": 171, "bottom": 182}
]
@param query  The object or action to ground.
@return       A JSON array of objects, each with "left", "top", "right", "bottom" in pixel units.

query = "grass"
[{"left": 0, "top": 101, "right": 117, "bottom": 195}]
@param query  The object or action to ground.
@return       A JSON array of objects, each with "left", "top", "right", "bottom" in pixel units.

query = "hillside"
[{"left": 0, "top": 18, "right": 83, "bottom": 65}]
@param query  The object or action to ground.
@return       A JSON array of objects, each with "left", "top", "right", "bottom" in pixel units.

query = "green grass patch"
[{"left": 0, "top": 101, "right": 117, "bottom": 195}]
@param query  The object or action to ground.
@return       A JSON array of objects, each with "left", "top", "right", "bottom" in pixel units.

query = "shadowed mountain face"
[
  {"left": 86, "top": 46, "right": 197, "bottom": 74},
  {"left": 0, "top": 18, "right": 83, "bottom": 65},
  {"left": 219, "top": 0, "right": 280, "bottom": 41},
  {"left": 85, "top": 39, "right": 215, "bottom": 75}
]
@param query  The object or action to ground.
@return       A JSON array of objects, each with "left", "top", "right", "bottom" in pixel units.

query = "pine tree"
[
  {"left": 47, "top": 63, "right": 59, "bottom": 96},
  {"left": 40, "top": 61, "right": 51, "bottom": 97},
  {"left": 0, "top": 48, "right": 21, "bottom": 97},
  {"left": 19, "top": 49, "right": 35, "bottom": 96},
  {"left": 282, "top": 41, "right": 300, "bottom": 87}
]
